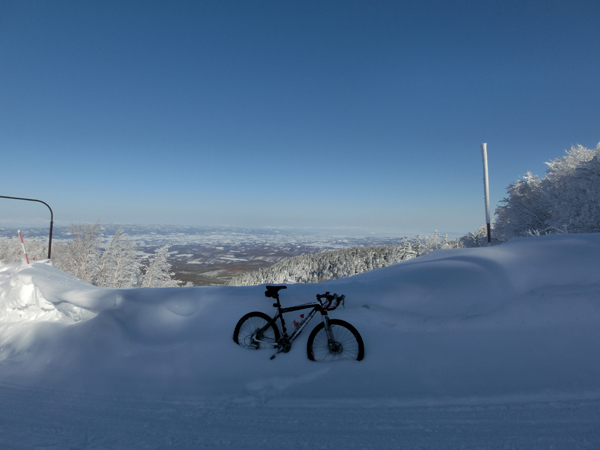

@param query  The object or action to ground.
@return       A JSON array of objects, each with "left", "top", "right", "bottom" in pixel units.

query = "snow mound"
[{"left": 0, "top": 261, "right": 116, "bottom": 323}]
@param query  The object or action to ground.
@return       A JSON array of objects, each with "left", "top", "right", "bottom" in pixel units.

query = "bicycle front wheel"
[
  {"left": 307, "top": 319, "right": 364, "bottom": 361},
  {"left": 233, "top": 311, "right": 280, "bottom": 350}
]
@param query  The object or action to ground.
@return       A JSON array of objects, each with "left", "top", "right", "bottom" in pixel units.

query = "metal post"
[
  {"left": 0, "top": 196, "right": 54, "bottom": 259},
  {"left": 481, "top": 143, "right": 491, "bottom": 243}
]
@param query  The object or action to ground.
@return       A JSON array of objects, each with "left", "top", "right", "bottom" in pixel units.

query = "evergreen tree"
[{"left": 140, "top": 245, "right": 179, "bottom": 288}]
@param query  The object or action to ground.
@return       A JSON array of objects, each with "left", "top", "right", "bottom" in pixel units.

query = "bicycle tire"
[
  {"left": 307, "top": 319, "right": 364, "bottom": 361},
  {"left": 233, "top": 311, "right": 280, "bottom": 350}
]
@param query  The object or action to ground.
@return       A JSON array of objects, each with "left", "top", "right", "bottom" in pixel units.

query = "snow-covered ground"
[{"left": 1, "top": 234, "right": 600, "bottom": 448}]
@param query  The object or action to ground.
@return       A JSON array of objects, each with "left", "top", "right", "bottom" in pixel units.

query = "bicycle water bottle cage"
[{"left": 265, "top": 285, "right": 287, "bottom": 299}]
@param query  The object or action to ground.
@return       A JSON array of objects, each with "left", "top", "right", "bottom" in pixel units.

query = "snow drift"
[{"left": 1, "top": 234, "right": 600, "bottom": 404}]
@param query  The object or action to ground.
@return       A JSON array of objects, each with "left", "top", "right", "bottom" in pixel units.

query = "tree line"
[{"left": 227, "top": 233, "right": 459, "bottom": 286}]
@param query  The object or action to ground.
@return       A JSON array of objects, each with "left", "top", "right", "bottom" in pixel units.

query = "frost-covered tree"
[
  {"left": 457, "top": 225, "right": 490, "bottom": 247},
  {"left": 493, "top": 172, "right": 551, "bottom": 239},
  {"left": 1, "top": 222, "right": 183, "bottom": 288},
  {"left": 96, "top": 228, "right": 141, "bottom": 288},
  {"left": 140, "top": 245, "right": 179, "bottom": 288},
  {"left": 494, "top": 143, "right": 600, "bottom": 239},
  {"left": 0, "top": 236, "right": 48, "bottom": 264},
  {"left": 544, "top": 146, "right": 600, "bottom": 233},
  {"left": 227, "top": 233, "right": 458, "bottom": 286},
  {"left": 54, "top": 221, "right": 103, "bottom": 283}
]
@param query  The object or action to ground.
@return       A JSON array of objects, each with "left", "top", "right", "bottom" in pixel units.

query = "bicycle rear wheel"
[
  {"left": 307, "top": 319, "right": 364, "bottom": 361},
  {"left": 233, "top": 311, "right": 280, "bottom": 350}
]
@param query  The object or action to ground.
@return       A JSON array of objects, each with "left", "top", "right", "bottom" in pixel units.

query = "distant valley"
[{"left": 0, "top": 224, "right": 408, "bottom": 285}]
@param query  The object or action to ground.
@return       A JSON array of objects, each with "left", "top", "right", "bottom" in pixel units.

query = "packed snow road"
[{"left": 1, "top": 384, "right": 599, "bottom": 449}]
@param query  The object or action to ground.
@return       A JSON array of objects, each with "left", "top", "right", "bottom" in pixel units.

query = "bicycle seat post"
[{"left": 265, "top": 285, "right": 287, "bottom": 308}]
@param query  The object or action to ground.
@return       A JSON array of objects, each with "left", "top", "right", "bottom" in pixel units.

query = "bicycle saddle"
[{"left": 265, "top": 285, "right": 287, "bottom": 298}]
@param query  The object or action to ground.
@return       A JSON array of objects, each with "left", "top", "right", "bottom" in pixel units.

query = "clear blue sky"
[{"left": 1, "top": 0, "right": 598, "bottom": 236}]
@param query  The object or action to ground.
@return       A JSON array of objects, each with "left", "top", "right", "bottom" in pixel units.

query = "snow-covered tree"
[
  {"left": 140, "top": 245, "right": 179, "bottom": 288},
  {"left": 457, "top": 225, "right": 489, "bottom": 247},
  {"left": 1, "top": 222, "right": 183, "bottom": 288},
  {"left": 0, "top": 236, "right": 48, "bottom": 264},
  {"left": 494, "top": 143, "right": 600, "bottom": 239},
  {"left": 54, "top": 221, "right": 103, "bottom": 283},
  {"left": 494, "top": 172, "right": 550, "bottom": 239},
  {"left": 96, "top": 228, "right": 141, "bottom": 288},
  {"left": 227, "top": 234, "right": 458, "bottom": 286},
  {"left": 544, "top": 146, "right": 600, "bottom": 233}
]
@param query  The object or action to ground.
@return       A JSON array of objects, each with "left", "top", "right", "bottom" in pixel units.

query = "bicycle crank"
[{"left": 270, "top": 337, "right": 292, "bottom": 360}]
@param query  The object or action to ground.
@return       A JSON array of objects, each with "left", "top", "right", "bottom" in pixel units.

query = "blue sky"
[{"left": 1, "top": 0, "right": 599, "bottom": 236}]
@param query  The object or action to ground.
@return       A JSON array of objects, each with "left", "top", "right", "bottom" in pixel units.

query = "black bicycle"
[{"left": 233, "top": 285, "right": 364, "bottom": 361}]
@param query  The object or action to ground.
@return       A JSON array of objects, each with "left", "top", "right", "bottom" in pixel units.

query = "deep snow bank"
[
  {"left": 0, "top": 260, "right": 113, "bottom": 324},
  {"left": 1, "top": 234, "right": 600, "bottom": 404}
]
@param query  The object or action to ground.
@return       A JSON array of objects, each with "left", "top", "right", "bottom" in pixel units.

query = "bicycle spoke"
[
  {"left": 308, "top": 322, "right": 363, "bottom": 361},
  {"left": 233, "top": 312, "right": 279, "bottom": 350}
]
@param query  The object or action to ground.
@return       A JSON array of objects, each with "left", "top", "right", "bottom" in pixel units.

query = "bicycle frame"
[
  {"left": 270, "top": 301, "right": 324, "bottom": 343},
  {"left": 255, "top": 288, "right": 342, "bottom": 353}
]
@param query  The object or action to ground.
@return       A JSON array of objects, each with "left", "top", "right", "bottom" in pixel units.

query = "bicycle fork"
[
  {"left": 322, "top": 315, "right": 334, "bottom": 342},
  {"left": 321, "top": 315, "right": 342, "bottom": 354}
]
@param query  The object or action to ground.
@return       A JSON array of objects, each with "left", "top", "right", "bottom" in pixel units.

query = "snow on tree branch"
[
  {"left": 227, "top": 233, "right": 458, "bottom": 286},
  {"left": 1, "top": 222, "right": 183, "bottom": 288},
  {"left": 495, "top": 142, "right": 600, "bottom": 239}
]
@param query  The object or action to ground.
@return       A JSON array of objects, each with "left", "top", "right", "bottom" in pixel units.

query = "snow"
[{"left": 1, "top": 233, "right": 600, "bottom": 448}]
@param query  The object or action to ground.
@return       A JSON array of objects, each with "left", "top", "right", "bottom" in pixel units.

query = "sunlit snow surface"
[{"left": 1, "top": 234, "right": 600, "bottom": 448}]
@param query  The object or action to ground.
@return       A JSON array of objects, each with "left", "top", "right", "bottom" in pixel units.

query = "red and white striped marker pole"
[{"left": 18, "top": 230, "right": 30, "bottom": 264}]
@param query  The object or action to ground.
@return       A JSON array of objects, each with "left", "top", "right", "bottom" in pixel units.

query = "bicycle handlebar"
[{"left": 316, "top": 292, "right": 345, "bottom": 310}]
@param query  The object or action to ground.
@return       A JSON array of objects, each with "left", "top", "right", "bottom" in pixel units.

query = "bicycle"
[{"left": 233, "top": 285, "right": 365, "bottom": 361}]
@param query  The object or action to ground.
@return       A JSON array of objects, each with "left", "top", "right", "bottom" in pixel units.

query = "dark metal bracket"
[{"left": 0, "top": 196, "right": 54, "bottom": 259}]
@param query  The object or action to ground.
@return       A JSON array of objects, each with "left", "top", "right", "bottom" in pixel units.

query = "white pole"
[{"left": 481, "top": 143, "right": 491, "bottom": 243}]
